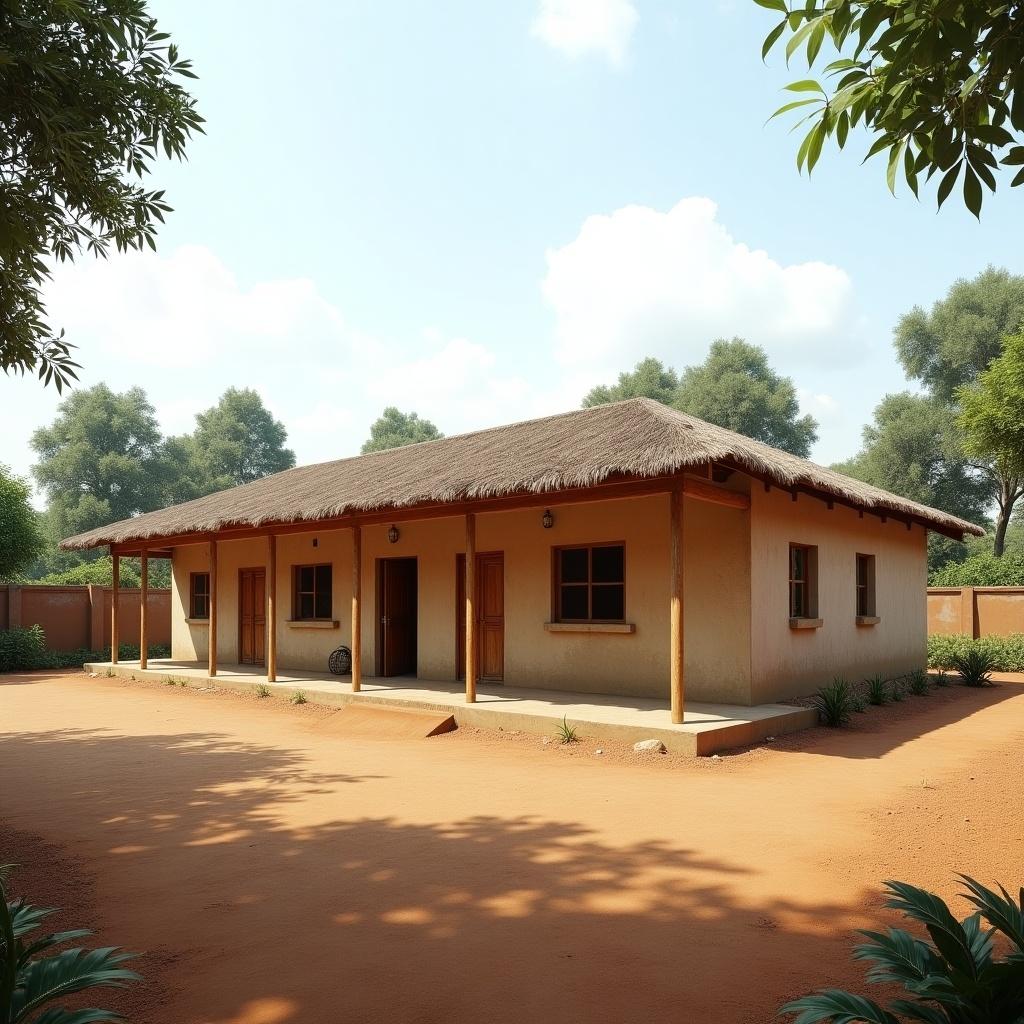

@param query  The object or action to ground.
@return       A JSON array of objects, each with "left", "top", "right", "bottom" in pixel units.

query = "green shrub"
[
  {"left": 0, "top": 624, "right": 46, "bottom": 671},
  {"left": 813, "top": 677, "right": 855, "bottom": 727},
  {"left": 290, "top": 689, "right": 308, "bottom": 705},
  {"left": 255, "top": 683, "right": 271, "bottom": 699},
  {"left": 865, "top": 673, "right": 888, "bottom": 706},
  {"left": 929, "top": 551, "right": 1024, "bottom": 587},
  {"left": 780, "top": 876, "right": 1024, "bottom": 1024},
  {"left": 907, "top": 668, "right": 930, "bottom": 696},
  {"left": 951, "top": 647, "right": 997, "bottom": 688},
  {"left": 929, "top": 633, "right": 1024, "bottom": 673},
  {"left": 890, "top": 678, "right": 904, "bottom": 702}
]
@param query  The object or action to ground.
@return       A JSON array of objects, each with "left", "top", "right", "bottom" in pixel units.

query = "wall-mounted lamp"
[
  {"left": 388, "top": 524, "right": 400, "bottom": 544},
  {"left": 541, "top": 509, "right": 554, "bottom": 530}
]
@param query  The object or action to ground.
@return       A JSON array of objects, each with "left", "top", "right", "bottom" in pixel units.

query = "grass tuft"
[
  {"left": 812, "top": 677, "right": 855, "bottom": 727},
  {"left": 907, "top": 668, "right": 930, "bottom": 696},
  {"left": 289, "top": 689, "right": 308, "bottom": 705},
  {"left": 556, "top": 715, "right": 579, "bottom": 744},
  {"left": 865, "top": 673, "right": 888, "bottom": 706},
  {"left": 255, "top": 683, "right": 271, "bottom": 699}
]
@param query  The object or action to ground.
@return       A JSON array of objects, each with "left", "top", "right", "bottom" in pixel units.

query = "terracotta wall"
[
  {"left": 0, "top": 585, "right": 171, "bottom": 651},
  {"left": 927, "top": 587, "right": 1024, "bottom": 638}
]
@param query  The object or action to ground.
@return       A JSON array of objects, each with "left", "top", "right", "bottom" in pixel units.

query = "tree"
[
  {"left": 582, "top": 358, "right": 680, "bottom": 407},
  {"left": 675, "top": 339, "right": 818, "bottom": 457},
  {"left": 1, "top": 1, "right": 202, "bottom": 390},
  {"left": 758, "top": 0, "right": 1024, "bottom": 216},
  {"left": 30, "top": 383, "right": 173, "bottom": 539},
  {"left": 958, "top": 333, "right": 1024, "bottom": 556},
  {"left": 361, "top": 408, "right": 443, "bottom": 454},
  {"left": 893, "top": 268, "right": 1024, "bottom": 556},
  {"left": 184, "top": 388, "right": 295, "bottom": 488},
  {"left": 0, "top": 465, "right": 43, "bottom": 580},
  {"left": 833, "top": 393, "right": 990, "bottom": 570}
]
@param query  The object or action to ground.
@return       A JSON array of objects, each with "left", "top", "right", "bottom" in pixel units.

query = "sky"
[{"left": 4, "top": 0, "right": 1024, "bottom": 505}]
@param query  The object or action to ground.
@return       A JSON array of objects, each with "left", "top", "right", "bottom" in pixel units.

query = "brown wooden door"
[
  {"left": 239, "top": 568, "right": 266, "bottom": 666},
  {"left": 457, "top": 552, "right": 504, "bottom": 681},
  {"left": 377, "top": 558, "right": 417, "bottom": 676}
]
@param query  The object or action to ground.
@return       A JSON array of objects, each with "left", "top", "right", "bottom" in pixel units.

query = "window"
[
  {"left": 293, "top": 564, "right": 333, "bottom": 620},
  {"left": 856, "top": 553, "right": 876, "bottom": 617},
  {"left": 554, "top": 543, "right": 625, "bottom": 622},
  {"left": 189, "top": 572, "right": 210, "bottom": 619},
  {"left": 788, "top": 544, "right": 817, "bottom": 619}
]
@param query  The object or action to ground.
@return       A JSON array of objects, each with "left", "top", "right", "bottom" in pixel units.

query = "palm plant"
[
  {"left": 1, "top": 867, "right": 139, "bottom": 1023},
  {"left": 780, "top": 875, "right": 1024, "bottom": 1023},
  {"left": 951, "top": 648, "right": 997, "bottom": 688}
]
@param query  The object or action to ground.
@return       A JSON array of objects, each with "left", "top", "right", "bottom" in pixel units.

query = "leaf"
[
  {"left": 1002, "top": 147, "right": 1024, "bottom": 166},
  {"left": 884, "top": 881, "right": 981, "bottom": 977},
  {"left": 958, "top": 875, "right": 1024, "bottom": 952},
  {"left": 785, "top": 19, "right": 817, "bottom": 64},
  {"left": 963, "top": 165, "right": 983, "bottom": 218},
  {"left": 836, "top": 110, "right": 849, "bottom": 149},
  {"left": 806, "top": 20, "right": 827, "bottom": 67},
  {"left": 769, "top": 97, "right": 822, "bottom": 122},
  {"left": 779, "top": 988, "right": 901, "bottom": 1024},
  {"left": 762, "top": 20, "right": 787, "bottom": 60},
  {"left": 752, "top": 0, "right": 788, "bottom": 11},
  {"left": 1013, "top": 166, "right": 1024, "bottom": 187},
  {"left": 886, "top": 140, "right": 905, "bottom": 194},
  {"left": 805, "top": 121, "right": 827, "bottom": 173},
  {"left": 784, "top": 79, "right": 826, "bottom": 94}
]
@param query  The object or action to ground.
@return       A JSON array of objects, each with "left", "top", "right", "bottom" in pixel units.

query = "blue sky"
[{"left": 4, "top": 0, "right": 1023, "bottom": 502}]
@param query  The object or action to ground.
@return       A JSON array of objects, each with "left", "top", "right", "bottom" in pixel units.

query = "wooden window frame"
[
  {"left": 189, "top": 571, "right": 210, "bottom": 620},
  {"left": 552, "top": 542, "right": 626, "bottom": 624},
  {"left": 788, "top": 543, "right": 818, "bottom": 621},
  {"left": 292, "top": 563, "right": 333, "bottom": 621},
  {"left": 856, "top": 553, "right": 876, "bottom": 619}
]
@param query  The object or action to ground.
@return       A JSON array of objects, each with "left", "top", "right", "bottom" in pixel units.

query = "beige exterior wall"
[
  {"left": 168, "top": 490, "right": 753, "bottom": 702},
  {"left": 748, "top": 486, "right": 928, "bottom": 703},
  {"left": 168, "top": 479, "right": 930, "bottom": 705}
]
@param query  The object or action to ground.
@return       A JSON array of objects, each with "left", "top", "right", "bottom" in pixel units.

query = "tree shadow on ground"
[{"left": 0, "top": 724, "right": 882, "bottom": 1024}]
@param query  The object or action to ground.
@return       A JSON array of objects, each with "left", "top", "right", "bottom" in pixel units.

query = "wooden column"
[
  {"left": 670, "top": 485, "right": 685, "bottom": 724},
  {"left": 351, "top": 525, "right": 362, "bottom": 692},
  {"left": 139, "top": 550, "right": 148, "bottom": 670},
  {"left": 267, "top": 534, "right": 277, "bottom": 682},
  {"left": 110, "top": 554, "right": 120, "bottom": 664},
  {"left": 208, "top": 540, "right": 218, "bottom": 677},
  {"left": 465, "top": 512, "right": 477, "bottom": 703}
]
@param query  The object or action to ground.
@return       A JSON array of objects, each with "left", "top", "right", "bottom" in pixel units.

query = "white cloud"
[
  {"left": 540, "top": 197, "right": 855, "bottom": 378},
  {"left": 531, "top": 0, "right": 638, "bottom": 67}
]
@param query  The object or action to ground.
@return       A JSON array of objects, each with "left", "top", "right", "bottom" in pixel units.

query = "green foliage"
[
  {"left": 865, "top": 673, "right": 888, "bottom": 706},
  {"left": 361, "top": 407, "right": 444, "bottom": 454},
  {"left": 0, "top": 629, "right": 170, "bottom": 673},
  {"left": 0, "top": 467, "right": 43, "bottom": 581},
  {"left": 907, "top": 669, "right": 930, "bottom": 696},
  {"left": 952, "top": 647, "right": 998, "bottom": 687},
  {"left": 759, "top": 1, "right": 1024, "bottom": 216},
  {"left": 0, "top": 625, "right": 46, "bottom": 673},
  {"left": 582, "top": 357, "right": 680, "bottom": 407},
  {"left": 1, "top": 865, "right": 140, "bottom": 1023},
  {"left": 929, "top": 551, "right": 1024, "bottom": 587},
  {"left": 289, "top": 689, "right": 308, "bottom": 705},
  {"left": 889, "top": 678, "right": 904, "bottom": 702},
  {"left": 178, "top": 388, "right": 296, "bottom": 490},
  {"left": 832, "top": 392, "right": 989, "bottom": 570},
  {"left": 959, "top": 332, "right": 1024, "bottom": 475},
  {"left": 30, "top": 555, "right": 171, "bottom": 589},
  {"left": 30, "top": 385, "right": 174, "bottom": 539},
  {"left": 556, "top": 716, "right": 579, "bottom": 744},
  {"left": 254, "top": 683, "right": 271, "bottom": 699},
  {"left": 813, "top": 677, "right": 855, "bottom": 727},
  {"left": 675, "top": 339, "right": 818, "bottom": 457},
  {"left": 1, "top": 0, "right": 202, "bottom": 389},
  {"left": 779, "top": 875, "right": 1024, "bottom": 1023},
  {"left": 581, "top": 340, "right": 818, "bottom": 457},
  {"left": 928, "top": 632, "right": 1024, "bottom": 673}
]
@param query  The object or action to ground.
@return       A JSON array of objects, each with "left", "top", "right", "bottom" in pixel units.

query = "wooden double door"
[
  {"left": 457, "top": 551, "right": 504, "bottom": 682},
  {"left": 239, "top": 568, "right": 266, "bottom": 666},
  {"left": 376, "top": 557, "right": 418, "bottom": 677}
]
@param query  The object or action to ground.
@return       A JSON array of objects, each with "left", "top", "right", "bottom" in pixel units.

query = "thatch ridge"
[{"left": 60, "top": 397, "right": 984, "bottom": 549}]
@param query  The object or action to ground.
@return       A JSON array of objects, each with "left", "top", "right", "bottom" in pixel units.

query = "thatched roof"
[{"left": 61, "top": 398, "right": 983, "bottom": 550}]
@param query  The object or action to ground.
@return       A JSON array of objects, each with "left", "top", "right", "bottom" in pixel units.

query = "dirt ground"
[{"left": 2, "top": 671, "right": 1022, "bottom": 1024}]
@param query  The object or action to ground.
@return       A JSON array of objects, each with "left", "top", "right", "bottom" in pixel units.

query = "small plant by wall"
[
  {"left": 556, "top": 716, "right": 579, "bottom": 744},
  {"left": 290, "top": 689, "right": 308, "bottom": 705},
  {"left": 813, "top": 678, "right": 855, "bottom": 727},
  {"left": 951, "top": 648, "right": 997, "bottom": 688},
  {"left": 255, "top": 683, "right": 271, "bottom": 699},
  {"left": 907, "top": 668, "right": 930, "bottom": 696},
  {"left": 865, "top": 673, "right": 888, "bottom": 706}
]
